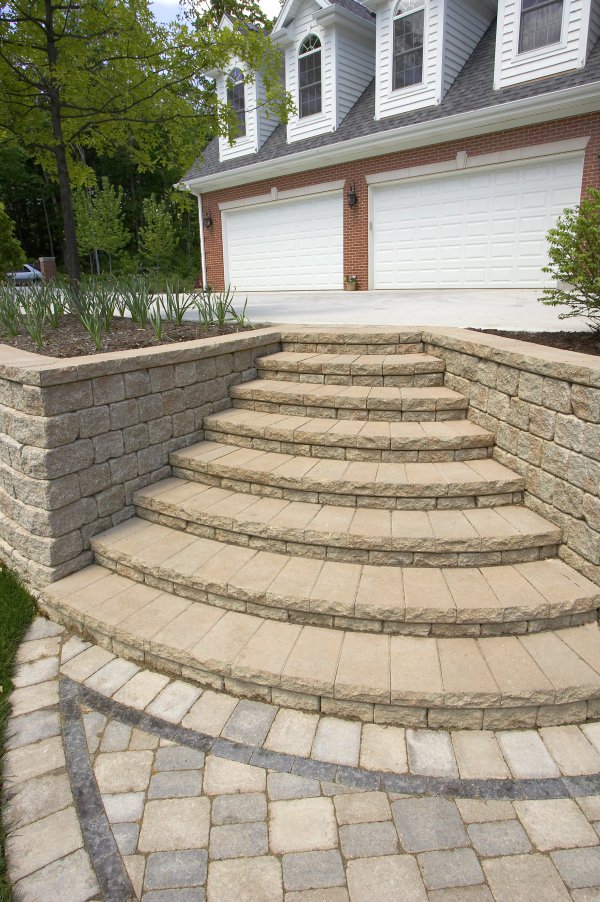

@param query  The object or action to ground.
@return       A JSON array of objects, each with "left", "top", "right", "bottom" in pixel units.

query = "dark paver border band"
[
  {"left": 70, "top": 678, "right": 600, "bottom": 802},
  {"left": 59, "top": 679, "right": 135, "bottom": 902}
]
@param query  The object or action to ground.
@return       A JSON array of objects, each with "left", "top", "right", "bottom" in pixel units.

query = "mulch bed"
[
  {"left": 4, "top": 318, "right": 599, "bottom": 360},
  {"left": 476, "top": 330, "right": 600, "bottom": 358},
  {"left": 4, "top": 315, "right": 254, "bottom": 358}
]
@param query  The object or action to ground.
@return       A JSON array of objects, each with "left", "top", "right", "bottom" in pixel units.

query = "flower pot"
[{"left": 345, "top": 281, "right": 357, "bottom": 291}]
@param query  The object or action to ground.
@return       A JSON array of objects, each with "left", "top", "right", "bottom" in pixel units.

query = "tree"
[
  {"left": 542, "top": 188, "right": 600, "bottom": 332},
  {"left": 181, "top": 0, "right": 273, "bottom": 28},
  {"left": 0, "top": 201, "right": 26, "bottom": 276},
  {"left": 139, "top": 195, "right": 177, "bottom": 273},
  {"left": 0, "top": 146, "right": 61, "bottom": 260},
  {"left": 74, "top": 177, "right": 131, "bottom": 274},
  {"left": 0, "top": 1, "right": 289, "bottom": 283}
]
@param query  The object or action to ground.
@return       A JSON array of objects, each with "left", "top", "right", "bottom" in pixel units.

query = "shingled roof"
[
  {"left": 184, "top": 23, "right": 600, "bottom": 183},
  {"left": 329, "top": 0, "right": 376, "bottom": 22}
]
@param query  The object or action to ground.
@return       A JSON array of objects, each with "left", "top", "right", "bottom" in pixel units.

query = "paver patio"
[{"left": 4, "top": 615, "right": 600, "bottom": 901}]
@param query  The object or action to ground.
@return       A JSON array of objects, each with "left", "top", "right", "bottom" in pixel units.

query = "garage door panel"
[
  {"left": 372, "top": 155, "right": 583, "bottom": 288},
  {"left": 225, "top": 193, "right": 343, "bottom": 291}
]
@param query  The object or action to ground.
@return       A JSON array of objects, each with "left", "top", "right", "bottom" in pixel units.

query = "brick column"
[{"left": 39, "top": 257, "right": 57, "bottom": 282}]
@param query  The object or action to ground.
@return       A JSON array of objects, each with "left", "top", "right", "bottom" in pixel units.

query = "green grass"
[{"left": 0, "top": 569, "right": 37, "bottom": 902}]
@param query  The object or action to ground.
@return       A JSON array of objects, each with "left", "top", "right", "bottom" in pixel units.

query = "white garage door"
[
  {"left": 223, "top": 191, "right": 343, "bottom": 291},
  {"left": 371, "top": 154, "right": 584, "bottom": 289}
]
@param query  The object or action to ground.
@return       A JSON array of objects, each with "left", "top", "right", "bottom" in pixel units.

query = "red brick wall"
[{"left": 200, "top": 112, "right": 600, "bottom": 290}]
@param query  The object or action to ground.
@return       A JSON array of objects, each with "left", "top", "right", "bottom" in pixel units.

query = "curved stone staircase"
[{"left": 41, "top": 335, "right": 600, "bottom": 730}]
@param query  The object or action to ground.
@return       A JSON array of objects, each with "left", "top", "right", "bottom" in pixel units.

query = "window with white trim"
[
  {"left": 226, "top": 67, "right": 246, "bottom": 138},
  {"left": 298, "top": 34, "right": 322, "bottom": 118},
  {"left": 518, "top": 0, "right": 563, "bottom": 52},
  {"left": 393, "top": 0, "right": 425, "bottom": 90}
]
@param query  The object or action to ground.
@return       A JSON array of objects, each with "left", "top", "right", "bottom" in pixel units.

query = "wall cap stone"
[
  {"left": 1, "top": 325, "right": 598, "bottom": 389},
  {"left": 0, "top": 328, "right": 282, "bottom": 387}
]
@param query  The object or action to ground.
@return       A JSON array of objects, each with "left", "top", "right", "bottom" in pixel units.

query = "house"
[{"left": 181, "top": 0, "right": 600, "bottom": 291}]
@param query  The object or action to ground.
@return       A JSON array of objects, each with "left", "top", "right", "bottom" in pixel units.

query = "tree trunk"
[
  {"left": 40, "top": 195, "right": 55, "bottom": 258},
  {"left": 50, "top": 114, "right": 80, "bottom": 284},
  {"left": 45, "top": 0, "right": 81, "bottom": 285}
]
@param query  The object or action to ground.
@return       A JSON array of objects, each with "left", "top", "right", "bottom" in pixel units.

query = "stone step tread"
[
  {"left": 281, "top": 328, "right": 423, "bottom": 346},
  {"left": 135, "top": 478, "right": 560, "bottom": 553},
  {"left": 90, "top": 517, "right": 596, "bottom": 625},
  {"left": 203, "top": 409, "right": 494, "bottom": 450},
  {"left": 257, "top": 351, "right": 445, "bottom": 375},
  {"left": 231, "top": 380, "right": 468, "bottom": 411},
  {"left": 171, "top": 441, "right": 524, "bottom": 497},
  {"left": 43, "top": 561, "right": 600, "bottom": 708}
]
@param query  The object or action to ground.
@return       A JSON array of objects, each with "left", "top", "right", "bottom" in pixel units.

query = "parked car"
[{"left": 6, "top": 263, "right": 42, "bottom": 284}]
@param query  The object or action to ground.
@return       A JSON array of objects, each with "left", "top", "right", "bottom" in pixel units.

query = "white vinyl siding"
[
  {"left": 286, "top": 3, "right": 336, "bottom": 142},
  {"left": 494, "top": 0, "right": 591, "bottom": 88},
  {"left": 217, "top": 59, "right": 280, "bottom": 162},
  {"left": 375, "top": 0, "right": 442, "bottom": 119},
  {"left": 256, "top": 74, "right": 280, "bottom": 148},
  {"left": 443, "top": 0, "right": 495, "bottom": 93},
  {"left": 371, "top": 154, "right": 584, "bottom": 288},
  {"left": 217, "top": 64, "right": 257, "bottom": 162},
  {"left": 223, "top": 192, "right": 343, "bottom": 290},
  {"left": 336, "top": 26, "right": 376, "bottom": 124}
]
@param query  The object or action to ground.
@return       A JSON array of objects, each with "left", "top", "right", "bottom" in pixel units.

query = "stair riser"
[
  {"left": 203, "top": 429, "right": 492, "bottom": 462},
  {"left": 134, "top": 500, "right": 560, "bottom": 565},
  {"left": 257, "top": 370, "right": 445, "bottom": 387},
  {"left": 89, "top": 548, "right": 598, "bottom": 641},
  {"left": 232, "top": 399, "right": 467, "bottom": 422},
  {"left": 171, "top": 465, "right": 524, "bottom": 510},
  {"left": 38, "top": 594, "right": 600, "bottom": 730},
  {"left": 281, "top": 341, "right": 424, "bottom": 355}
]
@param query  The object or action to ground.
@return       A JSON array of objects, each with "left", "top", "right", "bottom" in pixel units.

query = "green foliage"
[
  {"left": 163, "top": 283, "right": 195, "bottom": 325},
  {"left": 0, "top": 569, "right": 36, "bottom": 902},
  {"left": 140, "top": 196, "right": 178, "bottom": 272},
  {"left": 0, "top": 1, "right": 290, "bottom": 281},
  {"left": 41, "top": 282, "right": 67, "bottom": 329},
  {"left": 74, "top": 179, "right": 131, "bottom": 274},
  {"left": 194, "top": 286, "right": 251, "bottom": 329},
  {"left": 119, "top": 276, "right": 154, "bottom": 327},
  {"left": 0, "top": 147, "right": 60, "bottom": 263},
  {"left": 149, "top": 299, "right": 165, "bottom": 340},
  {"left": 0, "top": 285, "right": 21, "bottom": 337},
  {"left": 0, "top": 201, "right": 25, "bottom": 277},
  {"left": 542, "top": 188, "right": 600, "bottom": 331},
  {"left": 0, "top": 279, "right": 251, "bottom": 350},
  {"left": 68, "top": 293, "right": 104, "bottom": 351},
  {"left": 21, "top": 291, "right": 47, "bottom": 348}
]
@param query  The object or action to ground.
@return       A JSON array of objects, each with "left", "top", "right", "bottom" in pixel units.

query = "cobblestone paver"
[{"left": 6, "top": 618, "right": 600, "bottom": 900}]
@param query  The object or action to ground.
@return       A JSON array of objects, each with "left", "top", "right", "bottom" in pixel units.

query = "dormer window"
[
  {"left": 227, "top": 68, "right": 246, "bottom": 138},
  {"left": 298, "top": 35, "right": 322, "bottom": 118},
  {"left": 393, "top": 0, "right": 425, "bottom": 90},
  {"left": 518, "top": 0, "right": 563, "bottom": 53}
]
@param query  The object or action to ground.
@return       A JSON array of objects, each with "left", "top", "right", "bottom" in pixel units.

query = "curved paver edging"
[
  {"left": 66, "top": 678, "right": 600, "bottom": 802},
  {"left": 7, "top": 619, "right": 600, "bottom": 901},
  {"left": 59, "top": 679, "right": 134, "bottom": 901}
]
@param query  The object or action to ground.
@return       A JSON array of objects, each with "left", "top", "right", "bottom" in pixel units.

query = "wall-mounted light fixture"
[
  {"left": 347, "top": 182, "right": 358, "bottom": 208},
  {"left": 203, "top": 211, "right": 213, "bottom": 230}
]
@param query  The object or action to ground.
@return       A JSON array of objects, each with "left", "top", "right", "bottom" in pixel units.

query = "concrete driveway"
[{"left": 236, "top": 289, "right": 588, "bottom": 331}]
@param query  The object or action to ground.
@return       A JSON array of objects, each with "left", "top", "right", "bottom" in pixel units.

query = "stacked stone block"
[
  {"left": 0, "top": 333, "right": 279, "bottom": 587},
  {"left": 423, "top": 329, "right": 600, "bottom": 588}
]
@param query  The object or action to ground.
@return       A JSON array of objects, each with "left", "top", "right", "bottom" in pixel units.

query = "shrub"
[{"left": 542, "top": 188, "right": 600, "bottom": 331}]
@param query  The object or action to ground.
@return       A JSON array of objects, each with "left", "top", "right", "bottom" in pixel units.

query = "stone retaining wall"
[
  {"left": 0, "top": 330, "right": 280, "bottom": 587},
  {"left": 423, "top": 328, "right": 600, "bottom": 587},
  {"left": 1, "top": 325, "right": 598, "bottom": 592}
]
